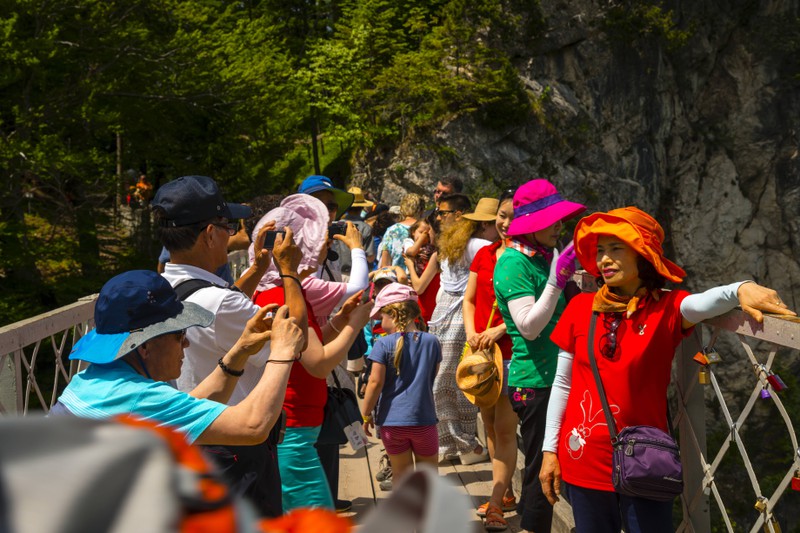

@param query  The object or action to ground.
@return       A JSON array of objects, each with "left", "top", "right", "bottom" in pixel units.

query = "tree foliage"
[{"left": 0, "top": 0, "right": 538, "bottom": 322}]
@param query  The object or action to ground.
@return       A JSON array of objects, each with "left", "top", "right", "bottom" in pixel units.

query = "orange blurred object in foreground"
[{"left": 261, "top": 509, "right": 353, "bottom": 533}]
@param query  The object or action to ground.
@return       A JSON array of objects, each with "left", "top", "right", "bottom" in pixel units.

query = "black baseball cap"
[{"left": 152, "top": 175, "right": 252, "bottom": 227}]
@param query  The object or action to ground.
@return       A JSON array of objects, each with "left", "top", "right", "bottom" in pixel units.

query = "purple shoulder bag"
[{"left": 587, "top": 312, "right": 683, "bottom": 501}]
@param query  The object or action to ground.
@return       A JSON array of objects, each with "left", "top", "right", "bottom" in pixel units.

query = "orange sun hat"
[{"left": 573, "top": 206, "right": 686, "bottom": 283}]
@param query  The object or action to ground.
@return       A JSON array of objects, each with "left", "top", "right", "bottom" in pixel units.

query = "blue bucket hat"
[
  {"left": 152, "top": 175, "right": 252, "bottom": 227},
  {"left": 298, "top": 175, "right": 354, "bottom": 219},
  {"left": 70, "top": 271, "right": 213, "bottom": 364}
]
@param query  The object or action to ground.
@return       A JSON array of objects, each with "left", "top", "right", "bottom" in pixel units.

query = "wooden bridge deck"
[{"left": 336, "top": 428, "right": 525, "bottom": 532}]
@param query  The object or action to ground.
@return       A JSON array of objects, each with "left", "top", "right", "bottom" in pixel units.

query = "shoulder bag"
[
  {"left": 587, "top": 312, "right": 683, "bottom": 501},
  {"left": 317, "top": 371, "right": 362, "bottom": 445}
]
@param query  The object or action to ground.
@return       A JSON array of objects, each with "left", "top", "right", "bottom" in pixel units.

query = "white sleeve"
[
  {"left": 543, "top": 349, "right": 573, "bottom": 453},
  {"left": 338, "top": 249, "right": 369, "bottom": 303},
  {"left": 680, "top": 281, "right": 750, "bottom": 324},
  {"left": 506, "top": 284, "right": 562, "bottom": 340}
]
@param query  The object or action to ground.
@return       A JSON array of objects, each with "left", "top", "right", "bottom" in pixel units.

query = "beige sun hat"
[
  {"left": 462, "top": 198, "right": 499, "bottom": 222},
  {"left": 348, "top": 187, "right": 375, "bottom": 208},
  {"left": 456, "top": 343, "right": 503, "bottom": 408}
]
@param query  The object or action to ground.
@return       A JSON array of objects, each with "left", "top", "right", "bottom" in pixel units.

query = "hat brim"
[
  {"left": 227, "top": 202, "right": 252, "bottom": 221},
  {"left": 507, "top": 201, "right": 586, "bottom": 236},
  {"left": 69, "top": 302, "right": 214, "bottom": 364},
  {"left": 574, "top": 212, "right": 685, "bottom": 283},
  {"left": 456, "top": 344, "right": 503, "bottom": 408},
  {"left": 462, "top": 213, "right": 496, "bottom": 222},
  {"left": 351, "top": 200, "right": 374, "bottom": 208},
  {"left": 303, "top": 186, "right": 354, "bottom": 219}
]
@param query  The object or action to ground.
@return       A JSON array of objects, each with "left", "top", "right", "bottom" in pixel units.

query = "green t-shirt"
[{"left": 493, "top": 247, "right": 565, "bottom": 388}]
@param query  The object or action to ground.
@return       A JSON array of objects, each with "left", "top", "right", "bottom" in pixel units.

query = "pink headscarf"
[{"left": 249, "top": 194, "right": 329, "bottom": 293}]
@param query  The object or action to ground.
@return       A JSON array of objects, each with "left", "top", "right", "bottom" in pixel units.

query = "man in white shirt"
[{"left": 152, "top": 175, "right": 305, "bottom": 517}]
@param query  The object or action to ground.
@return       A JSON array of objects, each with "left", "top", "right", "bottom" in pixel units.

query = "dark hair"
[
  {"left": 438, "top": 193, "right": 471, "bottom": 213},
  {"left": 594, "top": 255, "right": 666, "bottom": 292},
  {"left": 439, "top": 176, "right": 464, "bottom": 193},
  {"left": 408, "top": 219, "right": 428, "bottom": 236},
  {"left": 244, "top": 194, "right": 284, "bottom": 237},
  {"left": 373, "top": 211, "right": 399, "bottom": 238},
  {"left": 499, "top": 188, "right": 515, "bottom": 206},
  {"left": 154, "top": 207, "right": 215, "bottom": 253}
]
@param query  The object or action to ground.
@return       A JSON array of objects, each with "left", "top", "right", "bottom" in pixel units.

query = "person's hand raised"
[
  {"left": 234, "top": 304, "right": 279, "bottom": 357},
  {"left": 268, "top": 305, "right": 304, "bottom": 361},
  {"left": 272, "top": 227, "right": 302, "bottom": 277},
  {"left": 251, "top": 221, "right": 276, "bottom": 273},
  {"left": 334, "top": 221, "right": 362, "bottom": 250}
]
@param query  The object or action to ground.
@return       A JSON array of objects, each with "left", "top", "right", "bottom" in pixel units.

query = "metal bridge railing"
[{"left": 2, "top": 284, "right": 799, "bottom": 531}]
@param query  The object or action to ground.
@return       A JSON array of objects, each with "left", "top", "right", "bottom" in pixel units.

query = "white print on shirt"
[{"left": 566, "top": 389, "right": 620, "bottom": 459}]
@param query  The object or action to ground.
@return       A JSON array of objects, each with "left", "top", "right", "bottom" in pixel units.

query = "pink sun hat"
[{"left": 506, "top": 179, "right": 586, "bottom": 236}]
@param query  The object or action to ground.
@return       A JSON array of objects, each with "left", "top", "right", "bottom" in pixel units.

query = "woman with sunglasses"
[{"left": 539, "top": 207, "right": 795, "bottom": 533}]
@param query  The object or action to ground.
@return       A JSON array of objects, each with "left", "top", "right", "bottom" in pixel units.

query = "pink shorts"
[{"left": 379, "top": 425, "right": 439, "bottom": 457}]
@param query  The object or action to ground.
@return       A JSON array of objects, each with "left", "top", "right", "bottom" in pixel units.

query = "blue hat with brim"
[
  {"left": 298, "top": 175, "right": 354, "bottom": 220},
  {"left": 70, "top": 271, "right": 214, "bottom": 364}
]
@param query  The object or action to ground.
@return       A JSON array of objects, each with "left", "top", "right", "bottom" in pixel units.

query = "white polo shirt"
[{"left": 162, "top": 263, "right": 270, "bottom": 405}]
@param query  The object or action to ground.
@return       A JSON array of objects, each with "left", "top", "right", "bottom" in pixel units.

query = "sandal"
[
  {"left": 483, "top": 502, "right": 508, "bottom": 532},
  {"left": 476, "top": 495, "right": 517, "bottom": 517}
]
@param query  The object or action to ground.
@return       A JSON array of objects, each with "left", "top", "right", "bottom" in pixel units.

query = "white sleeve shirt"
[{"left": 162, "top": 263, "right": 271, "bottom": 405}]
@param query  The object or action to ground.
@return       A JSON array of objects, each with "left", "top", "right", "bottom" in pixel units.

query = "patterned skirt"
[{"left": 429, "top": 290, "right": 479, "bottom": 456}]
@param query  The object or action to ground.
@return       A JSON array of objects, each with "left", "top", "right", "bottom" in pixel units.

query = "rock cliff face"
[{"left": 353, "top": 0, "right": 800, "bottom": 301}]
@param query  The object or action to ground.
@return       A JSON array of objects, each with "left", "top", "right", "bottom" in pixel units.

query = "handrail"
[{"left": 1, "top": 282, "right": 798, "bottom": 532}]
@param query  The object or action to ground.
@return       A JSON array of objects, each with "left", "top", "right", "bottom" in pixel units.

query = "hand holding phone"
[{"left": 263, "top": 230, "right": 286, "bottom": 249}]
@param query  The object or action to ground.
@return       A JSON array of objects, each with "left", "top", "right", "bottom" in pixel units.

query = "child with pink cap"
[
  {"left": 360, "top": 283, "right": 443, "bottom": 484},
  {"left": 492, "top": 179, "right": 586, "bottom": 533}
]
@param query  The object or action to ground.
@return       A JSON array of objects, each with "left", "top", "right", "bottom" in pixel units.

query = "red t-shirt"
[
  {"left": 469, "top": 240, "right": 513, "bottom": 359},
  {"left": 549, "top": 289, "right": 693, "bottom": 491},
  {"left": 418, "top": 272, "right": 440, "bottom": 324},
  {"left": 253, "top": 287, "right": 327, "bottom": 428}
]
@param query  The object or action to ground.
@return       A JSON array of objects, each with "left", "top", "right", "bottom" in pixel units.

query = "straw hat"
[
  {"left": 574, "top": 206, "right": 686, "bottom": 283},
  {"left": 456, "top": 343, "right": 503, "bottom": 408},
  {"left": 462, "top": 198, "right": 499, "bottom": 222},
  {"left": 348, "top": 187, "right": 375, "bottom": 208}
]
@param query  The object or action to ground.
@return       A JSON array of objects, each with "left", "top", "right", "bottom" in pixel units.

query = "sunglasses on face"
[{"left": 600, "top": 313, "right": 622, "bottom": 359}]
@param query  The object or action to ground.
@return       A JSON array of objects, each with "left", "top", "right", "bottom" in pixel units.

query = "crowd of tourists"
[{"left": 54, "top": 173, "right": 794, "bottom": 533}]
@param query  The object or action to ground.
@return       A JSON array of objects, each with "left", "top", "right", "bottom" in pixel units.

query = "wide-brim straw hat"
[
  {"left": 462, "top": 198, "right": 499, "bottom": 222},
  {"left": 348, "top": 187, "right": 375, "bottom": 208},
  {"left": 573, "top": 206, "right": 686, "bottom": 283},
  {"left": 507, "top": 179, "right": 586, "bottom": 236},
  {"left": 456, "top": 343, "right": 503, "bottom": 408}
]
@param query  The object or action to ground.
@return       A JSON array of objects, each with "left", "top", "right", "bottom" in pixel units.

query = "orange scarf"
[{"left": 591, "top": 285, "right": 659, "bottom": 318}]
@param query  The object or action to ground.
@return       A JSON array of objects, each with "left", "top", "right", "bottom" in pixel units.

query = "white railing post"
[{"left": 677, "top": 329, "right": 711, "bottom": 532}]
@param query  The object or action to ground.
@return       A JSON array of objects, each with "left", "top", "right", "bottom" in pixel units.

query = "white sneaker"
[{"left": 459, "top": 447, "right": 489, "bottom": 465}]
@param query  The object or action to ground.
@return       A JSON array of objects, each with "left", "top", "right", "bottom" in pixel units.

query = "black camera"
[
  {"left": 263, "top": 230, "right": 285, "bottom": 249},
  {"left": 329, "top": 222, "right": 347, "bottom": 237}
]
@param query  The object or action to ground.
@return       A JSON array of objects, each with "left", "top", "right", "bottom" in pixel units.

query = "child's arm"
[
  {"left": 361, "top": 361, "right": 386, "bottom": 437},
  {"left": 404, "top": 251, "right": 439, "bottom": 294},
  {"left": 404, "top": 232, "right": 428, "bottom": 258}
]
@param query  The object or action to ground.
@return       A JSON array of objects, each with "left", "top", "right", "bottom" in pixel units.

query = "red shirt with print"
[
  {"left": 549, "top": 289, "right": 692, "bottom": 491},
  {"left": 469, "top": 240, "right": 513, "bottom": 359},
  {"left": 253, "top": 287, "right": 326, "bottom": 428}
]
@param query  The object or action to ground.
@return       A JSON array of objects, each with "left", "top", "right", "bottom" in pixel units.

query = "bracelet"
[
  {"left": 217, "top": 357, "right": 244, "bottom": 377},
  {"left": 362, "top": 414, "right": 372, "bottom": 423},
  {"left": 279, "top": 274, "right": 301, "bottom": 285},
  {"left": 267, "top": 352, "right": 303, "bottom": 364},
  {"left": 329, "top": 319, "right": 342, "bottom": 333}
]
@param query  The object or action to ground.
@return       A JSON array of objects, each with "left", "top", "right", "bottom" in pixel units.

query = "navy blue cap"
[
  {"left": 70, "top": 271, "right": 213, "bottom": 364},
  {"left": 152, "top": 175, "right": 252, "bottom": 227},
  {"left": 298, "top": 175, "right": 354, "bottom": 219}
]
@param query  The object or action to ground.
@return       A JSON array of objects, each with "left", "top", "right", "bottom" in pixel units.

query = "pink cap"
[{"left": 370, "top": 282, "right": 418, "bottom": 318}]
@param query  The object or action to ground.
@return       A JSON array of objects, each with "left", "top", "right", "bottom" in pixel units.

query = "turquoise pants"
[{"left": 277, "top": 426, "right": 334, "bottom": 511}]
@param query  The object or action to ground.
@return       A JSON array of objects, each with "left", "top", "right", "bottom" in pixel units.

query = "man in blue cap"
[
  {"left": 151, "top": 175, "right": 308, "bottom": 517},
  {"left": 298, "top": 175, "right": 354, "bottom": 223},
  {"left": 54, "top": 270, "right": 304, "bottom": 447}
]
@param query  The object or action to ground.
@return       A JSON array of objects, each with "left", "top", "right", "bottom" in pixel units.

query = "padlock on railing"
[
  {"left": 767, "top": 372, "right": 787, "bottom": 392},
  {"left": 698, "top": 367, "right": 710, "bottom": 385},
  {"left": 764, "top": 516, "right": 782, "bottom": 533},
  {"left": 791, "top": 470, "right": 800, "bottom": 492},
  {"left": 754, "top": 496, "right": 768, "bottom": 513}
]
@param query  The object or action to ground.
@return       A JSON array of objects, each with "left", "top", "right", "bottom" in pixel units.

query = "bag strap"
[
  {"left": 588, "top": 312, "right": 676, "bottom": 444},
  {"left": 173, "top": 278, "right": 242, "bottom": 301},
  {"left": 587, "top": 312, "right": 620, "bottom": 444},
  {"left": 330, "top": 369, "right": 343, "bottom": 390}
]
